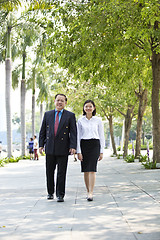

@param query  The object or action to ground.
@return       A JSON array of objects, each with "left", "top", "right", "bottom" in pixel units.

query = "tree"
[
  {"left": 115, "top": 82, "right": 138, "bottom": 157},
  {"left": 0, "top": 0, "right": 21, "bottom": 157},
  {"left": 96, "top": 86, "right": 118, "bottom": 156},
  {"left": 0, "top": 0, "right": 52, "bottom": 156},
  {"left": 24, "top": 2, "right": 55, "bottom": 135},
  {"left": 114, "top": 0, "right": 160, "bottom": 163},
  {"left": 12, "top": 15, "right": 42, "bottom": 155},
  {"left": 135, "top": 81, "right": 148, "bottom": 158},
  {"left": 46, "top": 0, "right": 160, "bottom": 162}
]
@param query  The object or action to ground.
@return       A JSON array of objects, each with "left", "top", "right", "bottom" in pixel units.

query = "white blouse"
[{"left": 77, "top": 116, "right": 105, "bottom": 154}]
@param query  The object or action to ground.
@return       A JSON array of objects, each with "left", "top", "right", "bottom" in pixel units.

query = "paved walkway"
[{"left": 0, "top": 150, "right": 160, "bottom": 240}]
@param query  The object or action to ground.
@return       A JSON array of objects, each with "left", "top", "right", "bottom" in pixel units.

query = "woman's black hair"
[{"left": 83, "top": 100, "right": 96, "bottom": 116}]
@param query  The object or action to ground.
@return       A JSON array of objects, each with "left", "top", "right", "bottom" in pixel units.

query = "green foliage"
[
  {"left": 4, "top": 156, "right": 20, "bottom": 163},
  {"left": 25, "top": 111, "right": 41, "bottom": 135},
  {"left": 0, "top": 159, "right": 4, "bottom": 167},
  {"left": 117, "top": 146, "right": 121, "bottom": 151},
  {"left": 128, "top": 143, "right": 133, "bottom": 150},
  {"left": 141, "top": 144, "right": 153, "bottom": 150},
  {"left": 12, "top": 64, "right": 22, "bottom": 89},
  {"left": 12, "top": 113, "right": 21, "bottom": 125},
  {"left": 46, "top": 0, "right": 153, "bottom": 90},
  {"left": 117, "top": 154, "right": 123, "bottom": 159},
  {"left": 21, "top": 155, "right": 30, "bottom": 159},
  {"left": 124, "top": 154, "right": 135, "bottom": 163},
  {"left": 114, "top": 120, "right": 123, "bottom": 138},
  {"left": 142, "top": 161, "right": 157, "bottom": 169},
  {"left": 0, "top": 155, "right": 30, "bottom": 166},
  {"left": 0, "top": 0, "right": 21, "bottom": 11},
  {"left": 0, "top": 0, "right": 158, "bottom": 160},
  {"left": 110, "top": 154, "right": 117, "bottom": 157},
  {"left": 137, "top": 154, "right": 148, "bottom": 162},
  {"left": 121, "top": 141, "right": 153, "bottom": 152}
]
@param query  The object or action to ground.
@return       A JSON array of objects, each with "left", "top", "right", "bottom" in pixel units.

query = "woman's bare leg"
[
  {"left": 88, "top": 172, "right": 96, "bottom": 198},
  {"left": 84, "top": 172, "right": 89, "bottom": 193}
]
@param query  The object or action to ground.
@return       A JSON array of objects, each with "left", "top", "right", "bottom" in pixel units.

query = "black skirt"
[{"left": 80, "top": 139, "right": 100, "bottom": 172}]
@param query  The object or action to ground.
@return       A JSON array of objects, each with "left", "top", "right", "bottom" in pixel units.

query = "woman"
[{"left": 77, "top": 100, "right": 105, "bottom": 201}]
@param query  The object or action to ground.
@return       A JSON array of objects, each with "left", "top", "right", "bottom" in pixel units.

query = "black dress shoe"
[
  {"left": 87, "top": 197, "right": 93, "bottom": 201},
  {"left": 57, "top": 196, "right": 64, "bottom": 202},
  {"left": 47, "top": 194, "right": 53, "bottom": 200}
]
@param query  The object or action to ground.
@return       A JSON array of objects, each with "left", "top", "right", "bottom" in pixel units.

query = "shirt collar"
[
  {"left": 84, "top": 115, "right": 94, "bottom": 120},
  {"left": 55, "top": 109, "right": 64, "bottom": 113}
]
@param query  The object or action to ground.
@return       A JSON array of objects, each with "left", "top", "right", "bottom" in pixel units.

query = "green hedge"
[
  {"left": 0, "top": 155, "right": 30, "bottom": 167},
  {"left": 117, "top": 144, "right": 153, "bottom": 151},
  {"left": 141, "top": 144, "right": 153, "bottom": 150}
]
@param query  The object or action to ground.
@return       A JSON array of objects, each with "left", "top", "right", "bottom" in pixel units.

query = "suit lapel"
[{"left": 49, "top": 110, "right": 55, "bottom": 135}]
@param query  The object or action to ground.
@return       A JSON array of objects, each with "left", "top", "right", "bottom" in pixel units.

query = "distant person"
[
  {"left": 39, "top": 94, "right": 77, "bottom": 202},
  {"left": 28, "top": 138, "right": 34, "bottom": 160},
  {"left": 33, "top": 135, "right": 39, "bottom": 160},
  {"left": 77, "top": 100, "right": 105, "bottom": 201},
  {"left": 0, "top": 141, "right": 2, "bottom": 156}
]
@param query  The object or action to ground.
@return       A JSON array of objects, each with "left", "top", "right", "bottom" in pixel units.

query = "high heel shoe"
[{"left": 87, "top": 197, "right": 93, "bottom": 201}]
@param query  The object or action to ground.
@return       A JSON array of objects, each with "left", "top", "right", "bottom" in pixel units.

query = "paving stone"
[{"left": 0, "top": 150, "right": 160, "bottom": 240}]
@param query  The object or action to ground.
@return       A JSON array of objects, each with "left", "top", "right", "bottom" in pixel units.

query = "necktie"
[{"left": 54, "top": 111, "right": 60, "bottom": 136}]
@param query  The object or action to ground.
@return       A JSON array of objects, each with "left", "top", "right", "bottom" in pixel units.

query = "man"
[{"left": 39, "top": 94, "right": 77, "bottom": 202}]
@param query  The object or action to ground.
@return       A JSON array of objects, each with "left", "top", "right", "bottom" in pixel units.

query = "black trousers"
[{"left": 46, "top": 154, "right": 68, "bottom": 198}]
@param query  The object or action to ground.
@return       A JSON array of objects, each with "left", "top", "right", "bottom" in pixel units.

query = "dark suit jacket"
[{"left": 39, "top": 109, "right": 77, "bottom": 156}]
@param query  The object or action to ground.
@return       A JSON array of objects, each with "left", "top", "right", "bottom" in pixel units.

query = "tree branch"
[
  {"left": 116, "top": 108, "right": 125, "bottom": 117},
  {"left": 100, "top": 105, "right": 109, "bottom": 121},
  {"left": 134, "top": 42, "right": 144, "bottom": 50}
]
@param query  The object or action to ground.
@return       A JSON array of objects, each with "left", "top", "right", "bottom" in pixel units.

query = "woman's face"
[{"left": 84, "top": 102, "right": 95, "bottom": 114}]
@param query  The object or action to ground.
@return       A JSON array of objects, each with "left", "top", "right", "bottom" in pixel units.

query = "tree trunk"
[
  {"left": 21, "top": 79, "right": 26, "bottom": 156},
  {"left": 40, "top": 102, "right": 43, "bottom": 125},
  {"left": 5, "top": 25, "right": 12, "bottom": 157},
  {"left": 32, "top": 69, "right": 36, "bottom": 137},
  {"left": 123, "top": 108, "right": 133, "bottom": 157},
  {"left": 135, "top": 87, "right": 148, "bottom": 158},
  {"left": 151, "top": 51, "right": 160, "bottom": 163},
  {"left": 21, "top": 53, "right": 26, "bottom": 156},
  {"left": 5, "top": 58, "right": 12, "bottom": 157},
  {"left": 32, "top": 94, "right": 35, "bottom": 136},
  {"left": 142, "top": 125, "right": 145, "bottom": 145},
  {"left": 108, "top": 115, "right": 117, "bottom": 155},
  {"left": 120, "top": 119, "right": 125, "bottom": 152}
]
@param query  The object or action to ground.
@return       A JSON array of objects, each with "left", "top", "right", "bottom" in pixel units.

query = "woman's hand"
[
  {"left": 98, "top": 153, "right": 103, "bottom": 161},
  {"left": 77, "top": 153, "right": 83, "bottom": 161}
]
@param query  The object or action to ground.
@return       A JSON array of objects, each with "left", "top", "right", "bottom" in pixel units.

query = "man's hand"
[
  {"left": 69, "top": 148, "right": 76, "bottom": 155},
  {"left": 39, "top": 147, "right": 44, "bottom": 155}
]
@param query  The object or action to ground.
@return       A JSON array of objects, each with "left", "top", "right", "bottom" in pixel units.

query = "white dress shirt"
[{"left": 77, "top": 116, "right": 105, "bottom": 154}]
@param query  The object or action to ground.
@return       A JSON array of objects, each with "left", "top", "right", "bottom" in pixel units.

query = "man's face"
[{"left": 54, "top": 95, "right": 67, "bottom": 111}]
